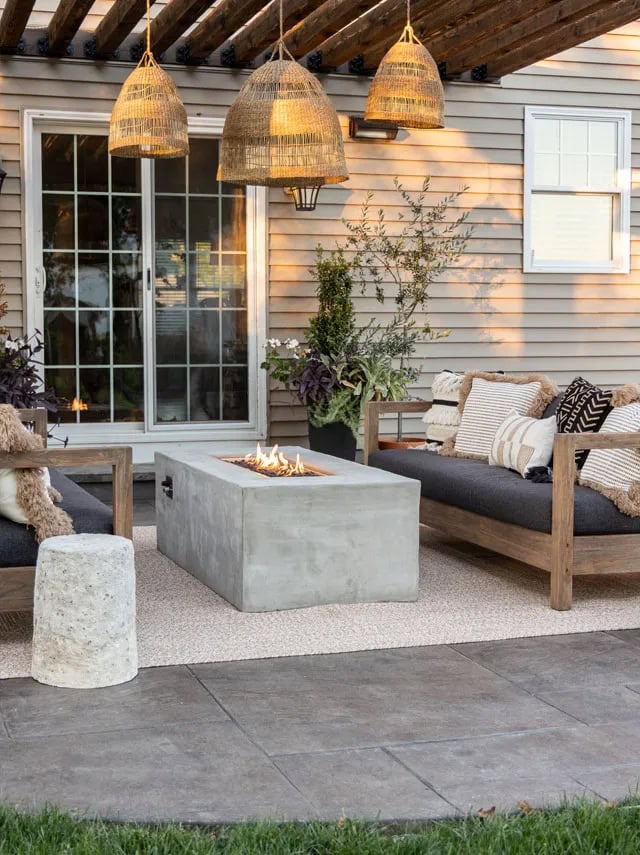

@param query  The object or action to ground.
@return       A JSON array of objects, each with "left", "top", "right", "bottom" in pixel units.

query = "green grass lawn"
[{"left": 2, "top": 799, "right": 640, "bottom": 854}]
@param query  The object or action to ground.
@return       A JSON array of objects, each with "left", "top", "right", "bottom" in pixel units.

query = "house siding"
[{"left": 0, "top": 19, "right": 638, "bottom": 444}]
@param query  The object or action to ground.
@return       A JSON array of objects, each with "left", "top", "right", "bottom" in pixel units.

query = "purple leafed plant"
[
  {"left": 0, "top": 332, "right": 59, "bottom": 412},
  {"left": 292, "top": 352, "right": 339, "bottom": 406}
]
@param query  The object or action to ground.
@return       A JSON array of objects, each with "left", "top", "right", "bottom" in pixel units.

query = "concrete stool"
[{"left": 31, "top": 534, "right": 138, "bottom": 689}]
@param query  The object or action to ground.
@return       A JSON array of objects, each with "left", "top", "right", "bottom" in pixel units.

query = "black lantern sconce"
[
  {"left": 283, "top": 185, "right": 322, "bottom": 211},
  {"left": 0, "top": 161, "right": 7, "bottom": 193}
]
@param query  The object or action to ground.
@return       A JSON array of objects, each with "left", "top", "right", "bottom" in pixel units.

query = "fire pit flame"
[{"left": 244, "top": 443, "right": 306, "bottom": 477}]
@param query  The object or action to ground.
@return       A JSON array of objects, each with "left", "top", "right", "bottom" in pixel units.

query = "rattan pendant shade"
[
  {"left": 218, "top": 58, "right": 348, "bottom": 187},
  {"left": 364, "top": 24, "right": 444, "bottom": 129},
  {"left": 109, "top": 0, "right": 188, "bottom": 159}
]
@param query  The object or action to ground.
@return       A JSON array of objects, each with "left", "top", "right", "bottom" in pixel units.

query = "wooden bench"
[
  {"left": 365, "top": 400, "right": 640, "bottom": 610},
  {"left": 0, "top": 408, "right": 133, "bottom": 612}
]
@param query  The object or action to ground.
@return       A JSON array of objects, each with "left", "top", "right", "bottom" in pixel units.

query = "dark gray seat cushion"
[
  {"left": 369, "top": 449, "right": 640, "bottom": 536},
  {"left": 0, "top": 470, "right": 113, "bottom": 568}
]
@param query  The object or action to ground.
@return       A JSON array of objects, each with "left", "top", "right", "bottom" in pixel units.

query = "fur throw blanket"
[{"left": 0, "top": 404, "right": 74, "bottom": 542}]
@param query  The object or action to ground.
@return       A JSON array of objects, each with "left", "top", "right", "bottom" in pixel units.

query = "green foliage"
[
  {"left": 341, "top": 177, "right": 473, "bottom": 370},
  {"left": 307, "top": 248, "right": 356, "bottom": 357},
  {"left": 0, "top": 280, "right": 8, "bottom": 338},
  {"left": 4, "top": 799, "right": 640, "bottom": 854}
]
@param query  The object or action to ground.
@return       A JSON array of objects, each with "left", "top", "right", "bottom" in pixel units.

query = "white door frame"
[{"left": 22, "top": 108, "right": 268, "bottom": 448}]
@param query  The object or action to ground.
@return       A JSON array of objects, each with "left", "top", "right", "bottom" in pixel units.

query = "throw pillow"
[
  {"left": 555, "top": 377, "right": 612, "bottom": 469},
  {"left": 579, "top": 402, "right": 640, "bottom": 517},
  {"left": 422, "top": 370, "right": 463, "bottom": 450},
  {"left": 0, "top": 466, "right": 52, "bottom": 524},
  {"left": 440, "top": 372, "right": 558, "bottom": 461},
  {"left": 489, "top": 410, "right": 556, "bottom": 478}
]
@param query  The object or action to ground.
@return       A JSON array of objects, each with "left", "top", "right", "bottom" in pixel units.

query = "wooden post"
[
  {"left": 112, "top": 446, "right": 134, "bottom": 540},
  {"left": 550, "top": 433, "right": 576, "bottom": 610}
]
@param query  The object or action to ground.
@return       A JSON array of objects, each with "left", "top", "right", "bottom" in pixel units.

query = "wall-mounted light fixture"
[
  {"left": 0, "top": 160, "right": 7, "bottom": 193},
  {"left": 283, "top": 185, "right": 322, "bottom": 211},
  {"left": 348, "top": 116, "right": 398, "bottom": 141}
]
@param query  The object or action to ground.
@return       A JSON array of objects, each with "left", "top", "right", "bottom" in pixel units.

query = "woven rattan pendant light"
[
  {"left": 109, "top": 0, "right": 188, "bottom": 158},
  {"left": 365, "top": 0, "right": 444, "bottom": 129},
  {"left": 217, "top": 0, "right": 348, "bottom": 194}
]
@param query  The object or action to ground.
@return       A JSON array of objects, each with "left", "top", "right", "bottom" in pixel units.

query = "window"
[{"left": 524, "top": 106, "right": 631, "bottom": 273}]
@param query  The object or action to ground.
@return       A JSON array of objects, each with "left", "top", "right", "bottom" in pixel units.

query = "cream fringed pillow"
[
  {"left": 489, "top": 410, "right": 556, "bottom": 478},
  {"left": 579, "top": 402, "right": 640, "bottom": 517},
  {"left": 440, "top": 372, "right": 558, "bottom": 461},
  {"left": 422, "top": 370, "right": 463, "bottom": 450}
]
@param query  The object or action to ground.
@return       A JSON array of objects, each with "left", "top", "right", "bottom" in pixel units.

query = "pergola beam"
[
  {"left": 447, "top": 0, "right": 610, "bottom": 76},
  {"left": 357, "top": 0, "right": 499, "bottom": 71},
  {"left": 47, "top": 0, "right": 97, "bottom": 56},
  {"left": 184, "top": 0, "right": 266, "bottom": 63},
  {"left": 92, "top": 0, "right": 156, "bottom": 58},
  {"left": 0, "top": 0, "right": 36, "bottom": 52},
  {"left": 488, "top": 0, "right": 640, "bottom": 78},
  {"left": 150, "top": 0, "right": 211, "bottom": 56},
  {"left": 282, "top": 0, "right": 380, "bottom": 59},
  {"left": 311, "top": 0, "right": 406, "bottom": 70},
  {"left": 225, "top": 0, "right": 319, "bottom": 65}
]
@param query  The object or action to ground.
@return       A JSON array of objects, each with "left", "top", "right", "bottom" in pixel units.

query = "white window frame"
[
  {"left": 22, "top": 108, "right": 268, "bottom": 448},
  {"left": 523, "top": 105, "right": 631, "bottom": 274}
]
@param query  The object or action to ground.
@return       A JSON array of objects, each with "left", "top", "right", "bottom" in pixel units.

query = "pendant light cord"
[
  {"left": 407, "top": 0, "right": 410, "bottom": 25},
  {"left": 278, "top": 0, "right": 283, "bottom": 60},
  {"left": 146, "top": 0, "right": 151, "bottom": 55}
]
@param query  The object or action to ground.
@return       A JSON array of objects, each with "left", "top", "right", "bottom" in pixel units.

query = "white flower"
[
  {"left": 266, "top": 337, "right": 282, "bottom": 348},
  {"left": 292, "top": 353, "right": 300, "bottom": 360},
  {"left": 285, "top": 338, "right": 299, "bottom": 350},
  {"left": 4, "top": 339, "right": 19, "bottom": 352}
]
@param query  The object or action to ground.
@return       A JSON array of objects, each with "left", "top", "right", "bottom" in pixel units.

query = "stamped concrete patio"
[{"left": 2, "top": 483, "right": 640, "bottom": 823}]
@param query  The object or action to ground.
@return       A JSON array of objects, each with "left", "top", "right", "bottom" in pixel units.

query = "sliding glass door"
[{"left": 29, "top": 116, "right": 265, "bottom": 445}]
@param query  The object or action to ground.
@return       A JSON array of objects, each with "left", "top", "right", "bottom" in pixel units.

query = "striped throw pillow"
[
  {"left": 489, "top": 410, "right": 556, "bottom": 478},
  {"left": 556, "top": 377, "right": 612, "bottom": 470},
  {"left": 447, "top": 376, "right": 552, "bottom": 460},
  {"left": 579, "top": 403, "right": 640, "bottom": 517}
]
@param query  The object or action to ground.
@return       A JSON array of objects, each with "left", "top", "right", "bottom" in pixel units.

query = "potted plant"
[{"left": 262, "top": 250, "right": 411, "bottom": 460}]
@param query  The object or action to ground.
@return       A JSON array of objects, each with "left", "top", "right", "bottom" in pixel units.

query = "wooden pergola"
[{"left": 0, "top": 0, "right": 638, "bottom": 81}]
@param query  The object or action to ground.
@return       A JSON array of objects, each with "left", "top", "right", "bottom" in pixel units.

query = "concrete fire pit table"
[{"left": 155, "top": 447, "right": 420, "bottom": 612}]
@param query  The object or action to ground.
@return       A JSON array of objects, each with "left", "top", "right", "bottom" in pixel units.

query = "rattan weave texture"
[
  {"left": 109, "top": 52, "right": 189, "bottom": 159},
  {"left": 365, "top": 24, "right": 444, "bottom": 130},
  {"left": 218, "top": 58, "right": 348, "bottom": 187}
]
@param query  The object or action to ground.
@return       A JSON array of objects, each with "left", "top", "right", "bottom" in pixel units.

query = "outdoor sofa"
[
  {"left": 0, "top": 408, "right": 133, "bottom": 612},
  {"left": 364, "top": 398, "right": 640, "bottom": 611}
]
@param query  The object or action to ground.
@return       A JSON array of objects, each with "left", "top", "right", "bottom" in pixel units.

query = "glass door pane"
[
  {"left": 154, "top": 138, "right": 248, "bottom": 424},
  {"left": 41, "top": 132, "right": 144, "bottom": 424}
]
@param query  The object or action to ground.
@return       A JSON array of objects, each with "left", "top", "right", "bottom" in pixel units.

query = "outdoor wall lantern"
[
  {"left": 283, "top": 185, "right": 322, "bottom": 211},
  {"left": 348, "top": 116, "right": 398, "bottom": 140},
  {"left": 0, "top": 161, "right": 7, "bottom": 193}
]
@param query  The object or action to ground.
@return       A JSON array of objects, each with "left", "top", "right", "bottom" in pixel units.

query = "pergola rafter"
[
  {"left": 488, "top": 0, "right": 640, "bottom": 77},
  {"left": 0, "top": 0, "right": 36, "bottom": 53},
  {"left": 183, "top": 0, "right": 266, "bottom": 63},
  {"left": 310, "top": 0, "right": 406, "bottom": 70},
  {"left": 92, "top": 0, "right": 156, "bottom": 57},
  {"left": 150, "top": 0, "right": 212, "bottom": 56},
  {"left": 223, "top": 0, "right": 319, "bottom": 66},
  {"left": 280, "top": 0, "right": 380, "bottom": 59},
  {"left": 355, "top": 0, "right": 500, "bottom": 72},
  {"left": 46, "top": 0, "right": 97, "bottom": 56},
  {"left": 447, "top": 0, "right": 613, "bottom": 76}
]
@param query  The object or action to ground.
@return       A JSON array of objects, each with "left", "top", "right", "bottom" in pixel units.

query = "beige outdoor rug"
[{"left": 2, "top": 525, "right": 640, "bottom": 680}]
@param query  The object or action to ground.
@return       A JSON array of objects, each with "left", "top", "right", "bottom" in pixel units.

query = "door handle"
[{"left": 34, "top": 265, "right": 47, "bottom": 297}]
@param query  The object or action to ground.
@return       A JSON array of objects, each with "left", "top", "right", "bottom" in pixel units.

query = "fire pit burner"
[{"left": 223, "top": 444, "right": 323, "bottom": 478}]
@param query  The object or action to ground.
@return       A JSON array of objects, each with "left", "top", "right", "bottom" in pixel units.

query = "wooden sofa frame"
[
  {"left": 365, "top": 400, "right": 640, "bottom": 611},
  {"left": 0, "top": 408, "right": 133, "bottom": 613}
]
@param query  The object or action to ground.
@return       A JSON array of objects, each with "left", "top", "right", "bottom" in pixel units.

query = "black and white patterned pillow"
[{"left": 556, "top": 377, "right": 612, "bottom": 469}]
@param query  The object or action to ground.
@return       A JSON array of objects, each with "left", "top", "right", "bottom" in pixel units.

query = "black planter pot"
[{"left": 308, "top": 421, "right": 357, "bottom": 461}]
